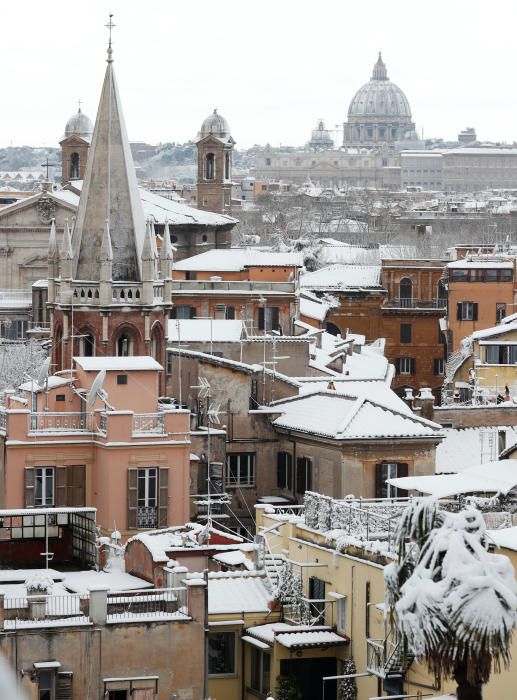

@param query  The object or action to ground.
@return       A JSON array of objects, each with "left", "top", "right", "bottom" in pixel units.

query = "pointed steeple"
[
  {"left": 159, "top": 220, "right": 173, "bottom": 279},
  {"left": 372, "top": 52, "right": 388, "bottom": 81},
  {"left": 60, "top": 219, "right": 73, "bottom": 261},
  {"left": 48, "top": 218, "right": 59, "bottom": 262},
  {"left": 72, "top": 32, "right": 145, "bottom": 282}
]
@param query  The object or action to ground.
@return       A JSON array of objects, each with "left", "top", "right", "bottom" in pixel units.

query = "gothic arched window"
[
  {"left": 116, "top": 332, "right": 133, "bottom": 357},
  {"left": 399, "top": 277, "right": 413, "bottom": 305},
  {"left": 80, "top": 331, "right": 95, "bottom": 357},
  {"left": 205, "top": 153, "right": 215, "bottom": 181},
  {"left": 70, "top": 152, "right": 80, "bottom": 180}
]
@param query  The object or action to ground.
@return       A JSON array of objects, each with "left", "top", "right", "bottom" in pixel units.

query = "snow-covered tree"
[
  {"left": 338, "top": 658, "right": 357, "bottom": 700},
  {"left": 385, "top": 499, "right": 517, "bottom": 700},
  {"left": 0, "top": 340, "right": 48, "bottom": 394}
]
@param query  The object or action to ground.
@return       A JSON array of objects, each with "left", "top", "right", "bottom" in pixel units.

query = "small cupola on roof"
[
  {"left": 199, "top": 109, "right": 231, "bottom": 140},
  {"left": 64, "top": 106, "right": 94, "bottom": 139},
  {"left": 308, "top": 119, "right": 334, "bottom": 150}
]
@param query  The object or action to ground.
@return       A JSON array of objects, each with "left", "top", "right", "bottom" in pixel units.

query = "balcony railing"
[
  {"left": 170, "top": 280, "right": 295, "bottom": 293},
  {"left": 0, "top": 289, "right": 32, "bottom": 307},
  {"left": 0, "top": 410, "right": 6, "bottom": 433},
  {"left": 106, "top": 587, "right": 188, "bottom": 622},
  {"left": 384, "top": 297, "right": 446, "bottom": 310},
  {"left": 4, "top": 593, "right": 89, "bottom": 629},
  {"left": 28, "top": 412, "right": 93, "bottom": 434},
  {"left": 132, "top": 412, "right": 165, "bottom": 434},
  {"left": 283, "top": 597, "right": 335, "bottom": 627}
]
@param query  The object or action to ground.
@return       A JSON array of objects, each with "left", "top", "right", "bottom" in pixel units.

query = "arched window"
[
  {"left": 150, "top": 325, "right": 162, "bottom": 362},
  {"left": 117, "top": 333, "right": 133, "bottom": 357},
  {"left": 69, "top": 152, "right": 80, "bottom": 180},
  {"left": 399, "top": 278, "right": 412, "bottom": 306},
  {"left": 224, "top": 152, "right": 231, "bottom": 180},
  {"left": 205, "top": 153, "right": 215, "bottom": 180},
  {"left": 80, "top": 331, "right": 95, "bottom": 357}
]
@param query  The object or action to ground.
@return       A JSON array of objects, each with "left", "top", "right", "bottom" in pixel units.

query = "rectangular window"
[
  {"left": 225, "top": 306, "right": 236, "bottom": 320},
  {"left": 208, "top": 632, "right": 236, "bottom": 675},
  {"left": 336, "top": 596, "right": 347, "bottom": 635},
  {"left": 309, "top": 576, "right": 326, "bottom": 623},
  {"left": 450, "top": 269, "right": 469, "bottom": 281},
  {"left": 496, "top": 303, "right": 506, "bottom": 323},
  {"left": 108, "top": 692, "right": 128, "bottom": 700},
  {"left": 277, "top": 452, "right": 293, "bottom": 490},
  {"left": 35, "top": 467, "right": 54, "bottom": 506},
  {"left": 137, "top": 468, "right": 158, "bottom": 528},
  {"left": 258, "top": 306, "right": 280, "bottom": 332},
  {"left": 117, "top": 374, "right": 128, "bottom": 385},
  {"left": 485, "top": 345, "right": 517, "bottom": 365},
  {"left": 296, "top": 457, "right": 312, "bottom": 494},
  {"left": 433, "top": 358, "right": 445, "bottom": 375},
  {"left": 249, "top": 378, "right": 259, "bottom": 409},
  {"left": 39, "top": 671, "right": 54, "bottom": 700},
  {"left": 55, "top": 394, "right": 65, "bottom": 402},
  {"left": 172, "top": 306, "right": 195, "bottom": 319},
  {"left": 500, "top": 269, "right": 513, "bottom": 282},
  {"left": 226, "top": 453, "right": 255, "bottom": 487},
  {"left": 375, "top": 463, "right": 408, "bottom": 498},
  {"left": 250, "top": 648, "right": 271, "bottom": 694},
  {"left": 457, "top": 302, "right": 478, "bottom": 321},
  {"left": 400, "top": 323, "right": 412, "bottom": 344},
  {"left": 396, "top": 357, "right": 415, "bottom": 375}
]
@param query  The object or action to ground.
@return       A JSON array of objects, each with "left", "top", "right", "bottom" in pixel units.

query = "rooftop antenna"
[{"left": 37, "top": 357, "right": 51, "bottom": 412}]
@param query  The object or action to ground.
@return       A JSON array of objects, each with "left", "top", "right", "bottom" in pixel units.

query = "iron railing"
[
  {"left": 384, "top": 297, "right": 446, "bottom": 310},
  {"left": 4, "top": 593, "right": 89, "bottom": 628},
  {"left": 170, "top": 280, "right": 295, "bottom": 293},
  {"left": 283, "top": 597, "right": 335, "bottom": 627},
  {"left": 106, "top": 587, "right": 188, "bottom": 621},
  {"left": 132, "top": 412, "right": 165, "bottom": 434},
  {"left": 28, "top": 412, "right": 93, "bottom": 434}
]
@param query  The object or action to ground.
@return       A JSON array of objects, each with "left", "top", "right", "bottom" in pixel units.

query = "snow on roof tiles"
[
  {"left": 300, "top": 264, "right": 382, "bottom": 290},
  {"left": 471, "top": 321, "right": 517, "bottom": 340},
  {"left": 275, "top": 630, "right": 347, "bottom": 648},
  {"left": 299, "top": 293, "right": 330, "bottom": 322},
  {"left": 208, "top": 574, "right": 271, "bottom": 614},
  {"left": 168, "top": 319, "right": 244, "bottom": 342},
  {"left": 73, "top": 356, "right": 163, "bottom": 371},
  {"left": 173, "top": 248, "right": 303, "bottom": 272},
  {"left": 271, "top": 392, "right": 441, "bottom": 440}
]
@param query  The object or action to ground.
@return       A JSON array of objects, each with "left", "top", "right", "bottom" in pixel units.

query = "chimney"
[{"left": 414, "top": 387, "right": 435, "bottom": 421}]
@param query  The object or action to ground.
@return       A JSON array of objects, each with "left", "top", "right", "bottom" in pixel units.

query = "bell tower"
[
  {"left": 60, "top": 102, "right": 93, "bottom": 186},
  {"left": 196, "top": 109, "right": 234, "bottom": 214}
]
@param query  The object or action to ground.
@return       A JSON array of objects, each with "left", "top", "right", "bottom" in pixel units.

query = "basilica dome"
[
  {"left": 308, "top": 119, "right": 334, "bottom": 150},
  {"left": 64, "top": 107, "right": 93, "bottom": 139},
  {"left": 199, "top": 109, "right": 231, "bottom": 139},
  {"left": 343, "top": 53, "right": 416, "bottom": 146}
]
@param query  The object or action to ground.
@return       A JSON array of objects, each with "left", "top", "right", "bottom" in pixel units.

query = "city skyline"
[{"left": 2, "top": 0, "right": 517, "bottom": 150}]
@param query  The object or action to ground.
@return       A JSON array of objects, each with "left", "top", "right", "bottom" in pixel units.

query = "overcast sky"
[{"left": 2, "top": 0, "right": 517, "bottom": 150}]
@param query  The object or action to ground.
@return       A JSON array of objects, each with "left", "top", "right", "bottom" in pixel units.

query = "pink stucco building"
[{"left": 0, "top": 356, "right": 191, "bottom": 538}]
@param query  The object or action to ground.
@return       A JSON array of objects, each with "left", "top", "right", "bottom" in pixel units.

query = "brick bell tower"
[
  {"left": 59, "top": 103, "right": 93, "bottom": 186},
  {"left": 48, "top": 34, "right": 172, "bottom": 392},
  {"left": 196, "top": 109, "right": 234, "bottom": 214}
]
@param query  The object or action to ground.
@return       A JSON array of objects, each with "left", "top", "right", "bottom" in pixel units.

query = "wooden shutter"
[
  {"left": 57, "top": 672, "right": 73, "bottom": 700},
  {"left": 258, "top": 306, "right": 265, "bottom": 330},
  {"left": 170, "top": 307, "right": 177, "bottom": 319},
  {"left": 56, "top": 467, "right": 67, "bottom": 507},
  {"left": 473, "top": 303, "right": 478, "bottom": 321},
  {"left": 395, "top": 464, "right": 409, "bottom": 498},
  {"left": 24, "top": 468, "right": 35, "bottom": 507},
  {"left": 190, "top": 306, "right": 197, "bottom": 319},
  {"left": 127, "top": 468, "right": 138, "bottom": 529},
  {"left": 158, "top": 468, "right": 169, "bottom": 527},
  {"left": 394, "top": 358, "right": 400, "bottom": 375},
  {"left": 306, "top": 458, "right": 312, "bottom": 491},
  {"left": 271, "top": 307, "right": 280, "bottom": 331},
  {"left": 68, "top": 465, "right": 85, "bottom": 507},
  {"left": 374, "top": 464, "right": 383, "bottom": 499},
  {"left": 410, "top": 358, "right": 416, "bottom": 375},
  {"left": 277, "top": 453, "right": 286, "bottom": 488},
  {"left": 456, "top": 302, "right": 462, "bottom": 320},
  {"left": 286, "top": 454, "right": 293, "bottom": 491}
]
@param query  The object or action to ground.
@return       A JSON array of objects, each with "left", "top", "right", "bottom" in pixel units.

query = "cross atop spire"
[
  {"left": 372, "top": 51, "right": 388, "bottom": 81},
  {"left": 78, "top": 98, "right": 82, "bottom": 113},
  {"left": 105, "top": 13, "right": 115, "bottom": 62}
]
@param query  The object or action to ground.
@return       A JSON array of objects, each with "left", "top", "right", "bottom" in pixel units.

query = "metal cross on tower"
[
  {"left": 40, "top": 157, "right": 57, "bottom": 180},
  {"left": 105, "top": 13, "right": 115, "bottom": 48}
]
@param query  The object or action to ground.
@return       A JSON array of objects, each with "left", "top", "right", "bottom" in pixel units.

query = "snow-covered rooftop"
[
  {"left": 448, "top": 259, "right": 513, "bottom": 269},
  {"left": 296, "top": 378, "right": 411, "bottom": 414},
  {"left": 246, "top": 622, "right": 346, "bottom": 648},
  {"left": 436, "top": 427, "right": 517, "bottom": 473},
  {"left": 487, "top": 526, "right": 517, "bottom": 552},
  {"left": 73, "top": 356, "right": 163, "bottom": 372},
  {"left": 471, "top": 321, "right": 517, "bottom": 341},
  {"left": 299, "top": 292, "right": 331, "bottom": 322},
  {"left": 208, "top": 572, "right": 271, "bottom": 614},
  {"left": 269, "top": 392, "right": 441, "bottom": 441},
  {"left": 389, "top": 459, "right": 517, "bottom": 497},
  {"left": 300, "top": 264, "right": 382, "bottom": 290},
  {"left": 168, "top": 319, "right": 244, "bottom": 343},
  {"left": 172, "top": 248, "right": 303, "bottom": 272}
]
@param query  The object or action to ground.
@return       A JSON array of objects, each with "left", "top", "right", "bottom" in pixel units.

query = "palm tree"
[{"left": 385, "top": 499, "right": 517, "bottom": 700}]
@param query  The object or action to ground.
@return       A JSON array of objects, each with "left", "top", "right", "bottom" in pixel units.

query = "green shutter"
[
  {"left": 127, "top": 468, "right": 138, "bottom": 529},
  {"left": 158, "top": 468, "right": 169, "bottom": 527}
]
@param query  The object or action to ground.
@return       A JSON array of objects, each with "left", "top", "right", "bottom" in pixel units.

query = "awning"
[
  {"left": 242, "top": 635, "right": 271, "bottom": 650},
  {"left": 275, "top": 630, "right": 349, "bottom": 649}
]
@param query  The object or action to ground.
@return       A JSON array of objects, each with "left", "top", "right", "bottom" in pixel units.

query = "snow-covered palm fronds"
[{"left": 386, "top": 498, "right": 517, "bottom": 689}]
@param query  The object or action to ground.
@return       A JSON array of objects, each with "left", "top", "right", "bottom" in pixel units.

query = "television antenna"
[{"left": 37, "top": 357, "right": 51, "bottom": 412}]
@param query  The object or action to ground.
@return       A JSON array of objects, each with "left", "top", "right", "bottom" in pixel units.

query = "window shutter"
[
  {"left": 410, "top": 358, "right": 416, "bottom": 375},
  {"left": 395, "top": 464, "right": 409, "bottom": 498},
  {"left": 24, "top": 468, "right": 35, "bottom": 507},
  {"left": 127, "top": 468, "right": 138, "bottom": 529},
  {"left": 258, "top": 307, "right": 265, "bottom": 331},
  {"left": 394, "top": 358, "right": 400, "bottom": 375},
  {"left": 271, "top": 307, "right": 280, "bottom": 331},
  {"left": 277, "top": 453, "right": 285, "bottom": 488},
  {"left": 286, "top": 454, "right": 293, "bottom": 491},
  {"left": 306, "top": 459, "right": 312, "bottom": 491},
  {"left": 375, "top": 464, "right": 383, "bottom": 499},
  {"left": 68, "top": 465, "right": 85, "bottom": 507},
  {"left": 170, "top": 307, "right": 177, "bottom": 319},
  {"left": 158, "top": 468, "right": 169, "bottom": 527},
  {"left": 56, "top": 467, "right": 67, "bottom": 507},
  {"left": 190, "top": 307, "right": 197, "bottom": 319},
  {"left": 57, "top": 672, "right": 73, "bottom": 700},
  {"left": 296, "top": 458, "right": 304, "bottom": 494},
  {"left": 473, "top": 303, "right": 478, "bottom": 321},
  {"left": 457, "top": 302, "right": 463, "bottom": 320}
]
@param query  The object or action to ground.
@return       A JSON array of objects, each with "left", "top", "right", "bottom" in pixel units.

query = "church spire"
[
  {"left": 72, "top": 15, "right": 145, "bottom": 283},
  {"left": 159, "top": 220, "right": 173, "bottom": 279},
  {"left": 47, "top": 218, "right": 59, "bottom": 262},
  {"left": 60, "top": 219, "right": 73, "bottom": 261},
  {"left": 372, "top": 51, "right": 388, "bottom": 81}
]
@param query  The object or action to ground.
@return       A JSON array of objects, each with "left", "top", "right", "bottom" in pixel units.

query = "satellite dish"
[
  {"left": 36, "top": 357, "right": 51, "bottom": 387},
  {"left": 86, "top": 369, "right": 106, "bottom": 408}
]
